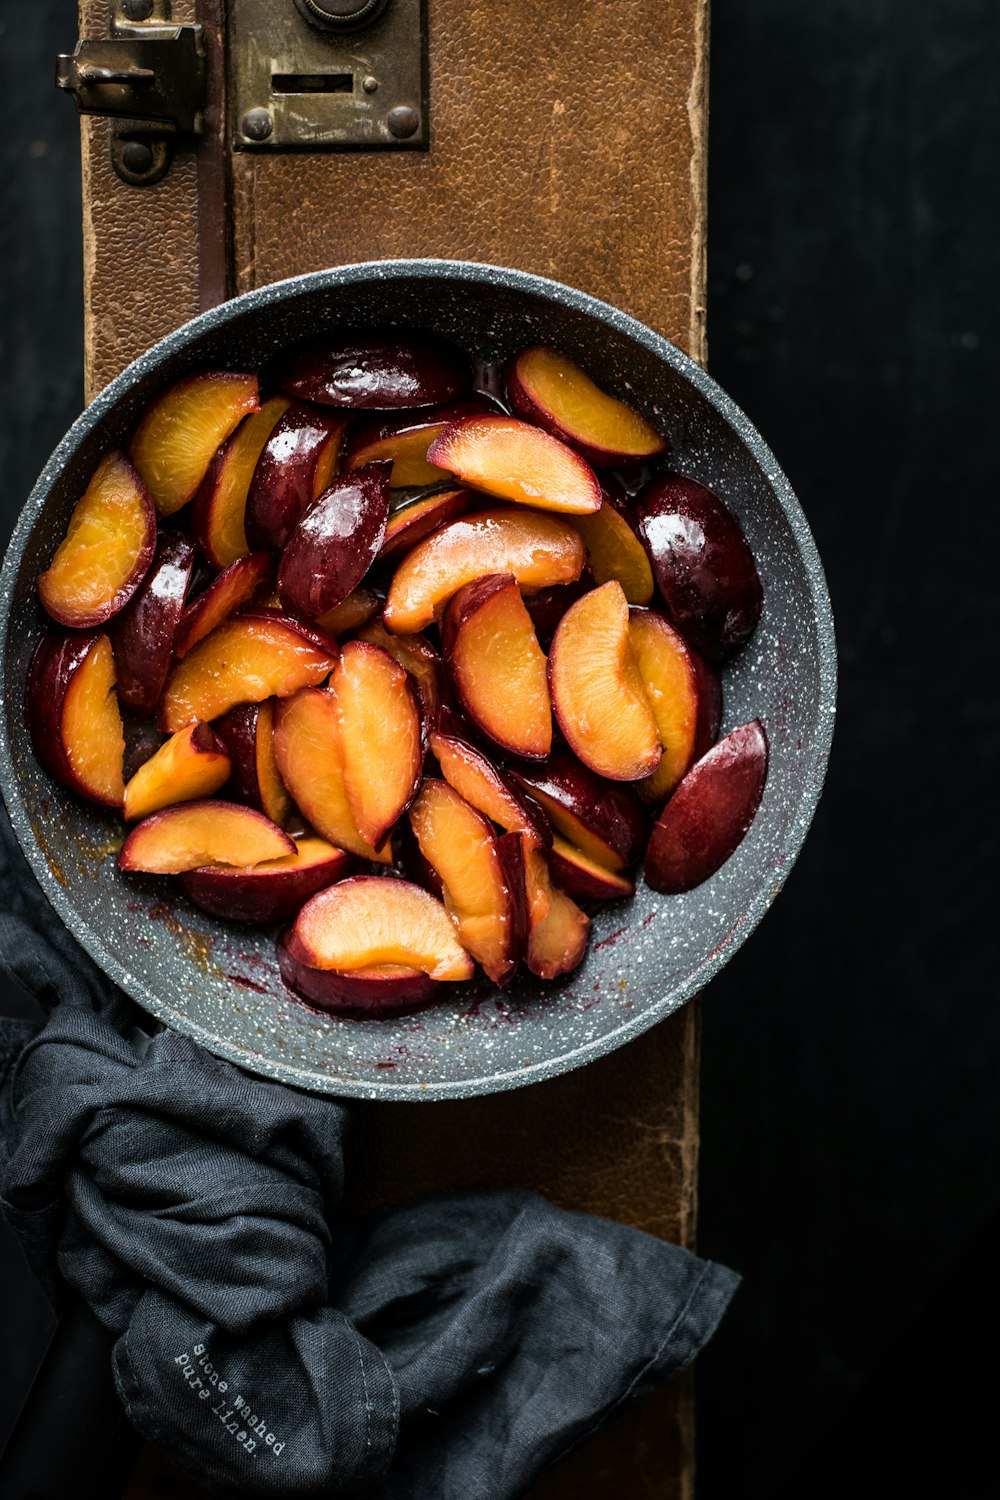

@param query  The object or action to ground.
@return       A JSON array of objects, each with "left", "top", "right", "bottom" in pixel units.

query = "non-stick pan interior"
[{"left": 0, "top": 261, "right": 835, "bottom": 1099}]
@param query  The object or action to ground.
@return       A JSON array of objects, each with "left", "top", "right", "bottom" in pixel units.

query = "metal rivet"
[
  {"left": 241, "top": 107, "right": 273, "bottom": 141},
  {"left": 122, "top": 0, "right": 154, "bottom": 18},
  {"left": 121, "top": 139, "right": 155, "bottom": 174},
  {"left": 362, "top": 75, "right": 379, "bottom": 94},
  {"left": 386, "top": 105, "right": 419, "bottom": 139}
]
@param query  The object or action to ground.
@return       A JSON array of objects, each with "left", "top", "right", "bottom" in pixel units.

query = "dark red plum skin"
[
  {"left": 644, "top": 719, "right": 769, "bottom": 894},
  {"left": 635, "top": 474, "right": 764, "bottom": 662},
  {"left": 173, "top": 551, "right": 275, "bottom": 657},
  {"left": 691, "top": 648, "right": 723, "bottom": 756},
  {"left": 26, "top": 631, "right": 109, "bottom": 799},
  {"left": 179, "top": 847, "right": 352, "bottom": 926},
  {"left": 275, "top": 332, "right": 472, "bottom": 411},
  {"left": 522, "top": 573, "right": 593, "bottom": 650},
  {"left": 109, "top": 530, "right": 196, "bottom": 715},
  {"left": 510, "top": 750, "right": 650, "bottom": 868},
  {"left": 546, "top": 845, "right": 634, "bottom": 904},
  {"left": 213, "top": 702, "right": 265, "bottom": 811},
  {"left": 495, "top": 830, "right": 529, "bottom": 975},
  {"left": 277, "top": 929, "right": 441, "bottom": 1017},
  {"left": 244, "top": 401, "right": 346, "bottom": 552},
  {"left": 278, "top": 462, "right": 391, "bottom": 620}
]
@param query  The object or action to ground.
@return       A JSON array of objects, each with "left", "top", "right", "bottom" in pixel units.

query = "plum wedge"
[
  {"left": 180, "top": 836, "right": 352, "bottom": 925},
  {"left": 567, "top": 486, "right": 654, "bottom": 605},
  {"left": 286, "top": 875, "right": 474, "bottom": 979},
  {"left": 636, "top": 474, "right": 764, "bottom": 662},
  {"left": 118, "top": 800, "right": 295, "bottom": 874},
  {"left": 644, "top": 720, "right": 769, "bottom": 894},
  {"left": 27, "top": 632, "right": 125, "bottom": 807},
  {"left": 173, "top": 551, "right": 275, "bottom": 658},
  {"left": 522, "top": 838, "right": 590, "bottom": 980},
  {"left": 383, "top": 507, "right": 585, "bottom": 633},
  {"left": 192, "top": 396, "right": 289, "bottom": 570},
  {"left": 37, "top": 450, "right": 156, "bottom": 629},
  {"left": 275, "top": 332, "right": 471, "bottom": 410},
  {"left": 629, "top": 607, "right": 706, "bottom": 805},
  {"left": 441, "top": 573, "right": 552, "bottom": 760},
  {"left": 110, "top": 530, "right": 196, "bottom": 716},
  {"left": 277, "top": 939, "right": 441, "bottom": 1017},
  {"left": 510, "top": 750, "right": 649, "bottom": 871},
  {"left": 548, "top": 581, "right": 662, "bottom": 781},
  {"left": 213, "top": 699, "right": 291, "bottom": 826},
  {"left": 130, "top": 372, "right": 260, "bottom": 517},
  {"left": 429, "top": 722, "right": 551, "bottom": 844},
  {"left": 378, "top": 489, "right": 472, "bottom": 564},
  {"left": 244, "top": 401, "right": 348, "bottom": 552},
  {"left": 272, "top": 686, "right": 390, "bottom": 862},
  {"left": 354, "top": 620, "right": 448, "bottom": 729},
  {"left": 277, "top": 461, "right": 390, "bottom": 621},
  {"left": 546, "top": 836, "right": 635, "bottom": 903},
  {"left": 506, "top": 346, "right": 668, "bottom": 468},
  {"left": 426, "top": 414, "right": 601, "bottom": 515},
  {"left": 159, "top": 612, "right": 338, "bottom": 733},
  {"left": 409, "top": 780, "right": 525, "bottom": 985},
  {"left": 124, "top": 721, "right": 231, "bottom": 822},
  {"left": 313, "top": 587, "right": 382, "bottom": 639},
  {"left": 344, "top": 399, "right": 496, "bottom": 487},
  {"left": 334, "top": 641, "right": 423, "bottom": 848}
]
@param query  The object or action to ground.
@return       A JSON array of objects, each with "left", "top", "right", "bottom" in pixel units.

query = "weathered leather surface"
[{"left": 83, "top": 2, "right": 709, "bottom": 1495}]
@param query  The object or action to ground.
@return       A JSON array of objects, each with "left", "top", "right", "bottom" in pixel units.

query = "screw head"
[
  {"left": 386, "top": 105, "right": 419, "bottom": 140},
  {"left": 241, "top": 108, "right": 273, "bottom": 142},
  {"left": 362, "top": 75, "right": 379, "bottom": 94},
  {"left": 121, "top": 139, "right": 154, "bottom": 174},
  {"left": 122, "top": 0, "right": 154, "bottom": 18}
]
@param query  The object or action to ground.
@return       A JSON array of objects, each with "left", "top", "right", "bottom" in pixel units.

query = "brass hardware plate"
[
  {"left": 55, "top": 23, "right": 206, "bottom": 136},
  {"left": 229, "top": 0, "right": 427, "bottom": 151}
]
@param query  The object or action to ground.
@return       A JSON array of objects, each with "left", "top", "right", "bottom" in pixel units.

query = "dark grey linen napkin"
[{"left": 0, "top": 814, "right": 739, "bottom": 1497}]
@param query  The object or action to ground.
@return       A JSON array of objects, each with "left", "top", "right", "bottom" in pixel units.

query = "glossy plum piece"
[
  {"left": 545, "top": 836, "right": 635, "bottom": 903},
  {"left": 378, "top": 489, "right": 472, "bottom": 564},
  {"left": 27, "top": 631, "right": 125, "bottom": 807},
  {"left": 213, "top": 699, "right": 290, "bottom": 825},
  {"left": 334, "top": 640, "right": 424, "bottom": 848},
  {"left": 277, "top": 931, "right": 441, "bottom": 1017},
  {"left": 354, "top": 620, "right": 449, "bottom": 731},
  {"left": 109, "top": 530, "right": 196, "bottom": 716},
  {"left": 644, "top": 720, "right": 769, "bottom": 894},
  {"left": 179, "top": 836, "right": 352, "bottom": 925},
  {"left": 510, "top": 749, "right": 650, "bottom": 871},
  {"left": 505, "top": 345, "right": 668, "bottom": 468},
  {"left": 567, "top": 480, "right": 655, "bottom": 605},
  {"left": 118, "top": 799, "right": 295, "bottom": 874},
  {"left": 636, "top": 474, "right": 764, "bottom": 662},
  {"left": 277, "top": 461, "right": 391, "bottom": 620},
  {"left": 123, "top": 721, "right": 231, "bottom": 822},
  {"left": 173, "top": 551, "right": 275, "bottom": 657},
  {"left": 426, "top": 414, "right": 602, "bottom": 515},
  {"left": 344, "top": 397, "right": 499, "bottom": 487},
  {"left": 244, "top": 400, "right": 347, "bottom": 552},
  {"left": 130, "top": 371, "right": 260, "bottom": 517},
  {"left": 275, "top": 331, "right": 471, "bottom": 410},
  {"left": 287, "top": 874, "right": 474, "bottom": 978},
  {"left": 429, "top": 721, "right": 552, "bottom": 844},
  {"left": 191, "top": 396, "right": 290, "bottom": 570},
  {"left": 521, "top": 837, "right": 590, "bottom": 980}
]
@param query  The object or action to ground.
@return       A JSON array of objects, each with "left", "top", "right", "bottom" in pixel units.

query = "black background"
[{"left": 2, "top": 2, "right": 998, "bottom": 1495}]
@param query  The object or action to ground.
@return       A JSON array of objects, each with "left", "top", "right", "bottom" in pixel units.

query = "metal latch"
[{"left": 55, "top": 11, "right": 206, "bottom": 186}]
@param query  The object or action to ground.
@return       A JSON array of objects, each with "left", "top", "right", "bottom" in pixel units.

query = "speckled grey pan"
[{"left": 0, "top": 261, "right": 835, "bottom": 1101}]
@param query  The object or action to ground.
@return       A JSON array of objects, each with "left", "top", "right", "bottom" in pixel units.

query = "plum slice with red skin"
[
  {"left": 521, "top": 837, "right": 590, "bottom": 980},
  {"left": 548, "top": 580, "right": 662, "bottom": 781},
  {"left": 427, "top": 414, "right": 602, "bottom": 516},
  {"left": 344, "top": 397, "right": 499, "bottom": 487},
  {"left": 546, "top": 836, "right": 635, "bottom": 904},
  {"left": 635, "top": 474, "right": 764, "bottom": 662},
  {"left": 354, "top": 619, "right": 449, "bottom": 730},
  {"left": 213, "top": 699, "right": 291, "bottom": 826},
  {"left": 130, "top": 371, "right": 260, "bottom": 517},
  {"left": 441, "top": 572, "right": 552, "bottom": 761},
  {"left": 505, "top": 346, "right": 668, "bottom": 468},
  {"left": 275, "top": 332, "right": 471, "bottom": 410},
  {"left": 27, "top": 631, "right": 125, "bottom": 807},
  {"left": 158, "top": 611, "right": 339, "bottom": 734},
  {"left": 109, "top": 530, "right": 196, "bottom": 717},
  {"left": 173, "top": 551, "right": 275, "bottom": 658},
  {"left": 566, "top": 480, "right": 655, "bottom": 605},
  {"left": 509, "top": 750, "right": 650, "bottom": 872},
  {"left": 118, "top": 800, "right": 295, "bottom": 874},
  {"left": 123, "top": 721, "right": 231, "bottom": 822},
  {"left": 277, "top": 461, "right": 391, "bottom": 621},
  {"left": 429, "top": 722, "right": 551, "bottom": 845},
  {"left": 333, "top": 640, "right": 424, "bottom": 849},
  {"left": 628, "top": 607, "right": 705, "bottom": 806},
  {"left": 287, "top": 875, "right": 474, "bottom": 979},
  {"left": 277, "top": 932, "right": 442, "bottom": 1018},
  {"left": 409, "top": 779, "right": 525, "bottom": 985},
  {"left": 377, "top": 489, "right": 472, "bottom": 564},
  {"left": 192, "top": 396, "right": 290, "bottom": 570},
  {"left": 179, "top": 835, "right": 352, "bottom": 925},
  {"left": 383, "top": 506, "right": 585, "bottom": 635},
  {"left": 644, "top": 720, "right": 769, "bottom": 894},
  {"left": 37, "top": 450, "right": 156, "bottom": 629},
  {"left": 244, "top": 401, "right": 348, "bottom": 552}
]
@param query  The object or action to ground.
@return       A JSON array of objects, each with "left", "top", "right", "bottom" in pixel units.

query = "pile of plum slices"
[{"left": 27, "top": 334, "right": 768, "bottom": 1017}]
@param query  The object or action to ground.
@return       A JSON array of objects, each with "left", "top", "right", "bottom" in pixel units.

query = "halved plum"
[
  {"left": 287, "top": 875, "right": 474, "bottom": 979},
  {"left": 37, "top": 450, "right": 156, "bottom": 629},
  {"left": 383, "top": 507, "right": 585, "bottom": 633},
  {"left": 629, "top": 607, "right": 703, "bottom": 806},
  {"left": 213, "top": 699, "right": 291, "bottom": 826},
  {"left": 522, "top": 838, "right": 590, "bottom": 980},
  {"left": 505, "top": 346, "right": 668, "bottom": 468},
  {"left": 244, "top": 401, "right": 348, "bottom": 552},
  {"left": 509, "top": 750, "right": 649, "bottom": 872},
  {"left": 173, "top": 551, "right": 275, "bottom": 658},
  {"left": 546, "top": 836, "right": 635, "bottom": 904},
  {"left": 429, "top": 723, "right": 551, "bottom": 844},
  {"left": 277, "top": 461, "right": 390, "bottom": 621},
  {"left": 123, "top": 721, "right": 231, "bottom": 822},
  {"left": 27, "top": 632, "right": 124, "bottom": 807},
  {"left": 334, "top": 640, "right": 423, "bottom": 849},
  {"left": 548, "top": 581, "right": 662, "bottom": 781},
  {"left": 409, "top": 779, "right": 525, "bottom": 985},
  {"left": 118, "top": 800, "right": 295, "bottom": 874},
  {"left": 644, "top": 720, "right": 769, "bottom": 894},
  {"left": 275, "top": 332, "right": 471, "bottom": 410},
  {"left": 344, "top": 398, "right": 497, "bottom": 487},
  {"left": 426, "top": 415, "right": 601, "bottom": 515},
  {"left": 158, "top": 612, "right": 338, "bottom": 733},
  {"left": 277, "top": 935, "right": 441, "bottom": 1017},
  {"left": 378, "top": 489, "right": 472, "bottom": 564},
  {"left": 567, "top": 483, "right": 654, "bottom": 605},
  {"left": 441, "top": 573, "right": 551, "bottom": 760},
  {"left": 636, "top": 474, "right": 764, "bottom": 662},
  {"left": 191, "top": 395, "right": 290, "bottom": 570},
  {"left": 130, "top": 371, "right": 260, "bottom": 517},
  {"left": 179, "top": 835, "right": 352, "bottom": 925},
  {"left": 272, "top": 685, "right": 390, "bottom": 862}
]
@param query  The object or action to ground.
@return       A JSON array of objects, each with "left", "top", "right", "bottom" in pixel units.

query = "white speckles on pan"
[{"left": 0, "top": 262, "right": 836, "bottom": 1101}]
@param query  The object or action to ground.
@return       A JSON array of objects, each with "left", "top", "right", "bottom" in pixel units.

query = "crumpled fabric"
[{"left": 0, "top": 813, "right": 739, "bottom": 1496}]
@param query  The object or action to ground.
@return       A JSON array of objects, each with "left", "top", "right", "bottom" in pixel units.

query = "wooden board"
[{"left": 80, "top": 2, "right": 709, "bottom": 1493}]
